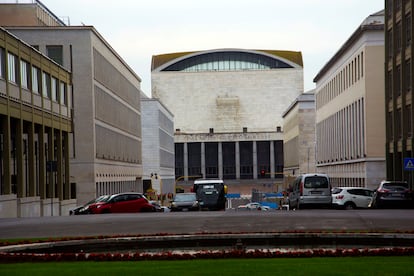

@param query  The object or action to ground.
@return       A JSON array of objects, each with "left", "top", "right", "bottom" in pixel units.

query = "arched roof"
[{"left": 151, "top": 49, "right": 303, "bottom": 72}]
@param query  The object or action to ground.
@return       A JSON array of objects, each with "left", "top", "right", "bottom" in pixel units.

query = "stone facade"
[
  {"left": 8, "top": 27, "right": 144, "bottom": 205},
  {"left": 283, "top": 92, "right": 316, "bottom": 178},
  {"left": 152, "top": 49, "right": 303, "bottom": 186},
  {"left": 313, "top": 11, "right": 385, "bottom": 189},
  {"left": 141, "top": 98, "right": 175, "bottom": 195},
  {"left": 0, "top": 27, "right": 73, "bottom": 217}
]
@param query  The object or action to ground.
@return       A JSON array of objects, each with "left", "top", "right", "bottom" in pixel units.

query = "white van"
[{"left": 288, "top": 173, "right": 332, "bottom": 209}]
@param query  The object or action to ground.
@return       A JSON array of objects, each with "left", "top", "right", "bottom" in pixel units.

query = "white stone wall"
[
  {"left": 152, "top": 68, "right": 303, "bottom": 134},
  {"left": 141, "top": 98, "right": 175, "bottom": 194}
]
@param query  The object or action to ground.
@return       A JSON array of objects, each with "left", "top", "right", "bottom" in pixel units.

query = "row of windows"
[
  {"left": 388, "top": 104, "right": 412, "bottom": 140},
  {"left": 95, "top": 181, "right": 140, "bottom": 198},
  {"left": 387, "top": 58, "right": 412, "bottom": 99},
  {"left": 0, "top": 47, "right": 68, "bottom": 105},
  {"left": 316, "top": 98, "right": 365, "bottom": 164},
  {"left": 316, "top": 52, "right": 364, "bottom": 109},
  {"left": 163, "top": 51, "right": 292, "bottom": 72},
  {"left": 387, "top": 12, "right": 411, "bottom": 57},
  {"left": 318, "top": 164, "right": 367, "bottom": 188}
]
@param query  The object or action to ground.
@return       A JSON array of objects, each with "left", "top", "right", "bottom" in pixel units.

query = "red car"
[{"left": 88, "top": 192, "right": 156, "bottom": 214}]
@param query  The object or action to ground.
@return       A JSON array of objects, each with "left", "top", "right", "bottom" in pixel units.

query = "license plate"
[
  {"left": 390, "top": 193, "right": 403, "bottom": 197},
  {"left": 182, "top": 208, "right": 188, "bottom": 211},
  {"left": 311, "top": 191, "right": 322, "bottom": 195}
]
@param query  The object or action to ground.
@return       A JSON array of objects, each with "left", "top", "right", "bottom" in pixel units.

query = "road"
[{"left": 0, "top": 209, "right": 413, "bottom": 239}]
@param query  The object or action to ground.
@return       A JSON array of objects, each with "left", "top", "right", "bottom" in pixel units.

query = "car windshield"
[
  {"left": 304, "top": 176, "right": 329, "bottom": 188},
  {"left": 97, "top": 195, "right": 110, "bottom": 202},
  {"left": 174, "top": 194, "right": 196, "bottom": 202}
]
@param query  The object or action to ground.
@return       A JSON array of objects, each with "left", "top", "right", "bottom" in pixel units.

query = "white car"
[
  {"left": 331, "top": 187, "right": 374, "bottom": 210},
  {"left": 237, "top": 202, "right": 270, "bottom": 211}
]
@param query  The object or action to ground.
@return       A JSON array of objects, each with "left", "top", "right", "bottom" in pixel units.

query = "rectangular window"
[
  {"left": 388, "top": 30, "right": 393, "bottom": 58},
  {"left": 406, "top": 13, "right": 412, "bottom": 47},
  {"left": 20, "top": 59, "right": 30, "bottom": 89},
  {"left": 42, "top": 72, "right": 51, "bottom": 98},
  {"left": 388, "top": 70, "right": 393, "bottom": 100},
  {"left": 388, "top": 112, "right": 393, "bottom": 141},
  {"left": 361, "top": 52, "right": 364, "bottom": 78},
  {"left": 396, "top": 65, "right": 402, "bottom": 96},
  {"left": 405, "top": 59, "right": 411, "bottom": 92},
  {"left": 60, "top": 81, "right": 67, "bottom": 105},
  {"left": 386, "top": 0, "right": 393, "bottom": 16},
  {"left": 51, "top": 77, "right": 57, "bottom": 101},
  {"left": 396, "top": 22, "right": 402, "bottom": 53},
  {"left": 46, "top": 45, "right": 63, "bottom": 65},
  {"left": 406, "top": 105, "right": 412, "bottom": 137},
  {"left": 32, "top": 66, "right": 40, "bottom": 94},
  {"left": 7, "top": 52, "right": 17, "bottom": 83},
  {"left": 0, "top": 47, "right": 4, "bottom": 78},
  {"left": 397, "top": 108, "right": 402, "bottom": 139}
]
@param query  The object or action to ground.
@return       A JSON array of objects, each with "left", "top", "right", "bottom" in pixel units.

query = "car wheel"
[{"left": 344, "top": 202, "right": 356, "bottom": 210}]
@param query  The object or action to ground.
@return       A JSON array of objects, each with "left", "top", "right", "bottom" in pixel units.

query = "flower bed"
[{"left": 1, "top": 247, "right": 414, "bottom": 262}]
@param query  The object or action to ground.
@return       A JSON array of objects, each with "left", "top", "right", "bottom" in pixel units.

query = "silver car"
[{"left": 288, "top": 173, "right": 331, "bottom": 209}]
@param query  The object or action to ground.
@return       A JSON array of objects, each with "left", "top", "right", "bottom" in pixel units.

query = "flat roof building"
[
  {"left": 282, "top": 91, "right": 316, "bottom": 180},
  {"left": 0, "top": 27, "right": 72, "bottom": 217},
  {"left": 313, "top": 10, "right": 385, "bottom": 189},
  {"left": 7, "top": 26, "right": 144, "bottom": 206},
  {"left": 141, "top": 97, "right": 175, "bottom": 198},
  {"left": 152, "top": 49, "right": 303, "bottom": 189},
  {"left": 385, "top": 0, "right": 414, "bottom": 188}
]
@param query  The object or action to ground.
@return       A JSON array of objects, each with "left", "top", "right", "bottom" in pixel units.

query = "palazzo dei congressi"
[{"left": 151, "top": 49, "right": 304, "bottom": 184}]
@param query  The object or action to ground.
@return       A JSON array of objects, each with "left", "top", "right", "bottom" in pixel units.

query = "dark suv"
[{"left": 370, "top": 181, "right": 414, "bottom": 209}]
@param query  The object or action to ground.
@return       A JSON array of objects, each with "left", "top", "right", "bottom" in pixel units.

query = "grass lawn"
[{"left": 1, "top": 256, "right": 413, "bottom": 275}]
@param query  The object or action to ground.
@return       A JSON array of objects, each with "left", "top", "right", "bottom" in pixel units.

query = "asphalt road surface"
[{"left": 0, "top": 209, "right": 413, "bottom": 239}]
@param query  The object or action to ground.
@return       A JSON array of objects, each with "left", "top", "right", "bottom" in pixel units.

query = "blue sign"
[
  {"left": 225, "top": 193, "right": 241, "bottom": 198},
  {"left": 404, "top": 158, "right": 414, "bottom": 171}
]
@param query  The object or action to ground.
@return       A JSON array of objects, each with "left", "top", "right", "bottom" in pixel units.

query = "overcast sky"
[{"left": 40, "top": 0, "right": 384, "bottom": 97}]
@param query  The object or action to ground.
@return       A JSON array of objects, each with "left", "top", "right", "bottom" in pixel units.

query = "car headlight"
[
  {"left": 80, "top": 206, "right": 89, "bottom": 212},
  {"left": 192, "top": 201, "right": 199, "bottom": 207},
  {"left": 171, "top": 202, "right": 177, "bottom": 207}
]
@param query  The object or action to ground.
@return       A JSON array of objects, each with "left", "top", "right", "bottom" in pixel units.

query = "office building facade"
[
  {"left": 141, "top": 97, "right": 175, "bottom": 196},
  {"left": 313, "top": 11, "right": 385, "bottom": 189},
  {"left": 8, "top": 26, "right": 144, "bottom": 206},
  {"left": 282, "top": 92, "right": 316, "bottom": 179},
  {"left": 385, "top": 0, "right": 414, "bottom": 188},
  {"left": 0, "top": 27, "right": 72, "bottom": 217}
]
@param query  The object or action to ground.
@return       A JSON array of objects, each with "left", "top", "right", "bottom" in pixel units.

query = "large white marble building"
[{"left": 152, "top": 49, "right": 303, "bottom": 186}]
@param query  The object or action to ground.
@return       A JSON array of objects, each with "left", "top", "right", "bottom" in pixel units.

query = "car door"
[
  {"left": 110, "top": 194, "right": 129, "bottom": 213},
  {"left": 349, "top": 189, "right": 371, "bottom": 208},
  {"left": 126, "top": 194, "right": 145, "bottom": 212}
]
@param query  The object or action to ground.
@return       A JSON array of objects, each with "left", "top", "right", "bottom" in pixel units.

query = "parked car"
[
  {"left": 370, "top": 181, "right": 414, "bottom": 209},
  {"left": 170, "top": 193, "right": 200, "bottom": 212},
  {"left": 149, "top": 201, "right": 170, "bottom": 212},
  {"left": 88, "top": 192, "right": 156, "bottom": 214},
  {"left": 237, "top": 202, "right": 270, "bottom": 211},
  {"left": 288, "top": 173, "right": 332, "bottom": 209},
  {"left": 69, "top": 195, "right": 110, "bottom": 215},
  {"left": 331, "top": 187, "right": 373, "bottom": 210}
]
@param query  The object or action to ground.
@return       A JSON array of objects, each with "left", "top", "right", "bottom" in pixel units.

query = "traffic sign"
[{"left": 403, "top": 158, "right": 414, "bottom": 171}]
